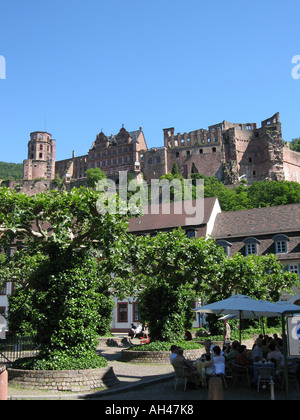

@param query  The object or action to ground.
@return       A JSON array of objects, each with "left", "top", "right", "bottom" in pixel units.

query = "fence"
[{"left": 0, "top": 337, "right": 39, "bottom": 364}]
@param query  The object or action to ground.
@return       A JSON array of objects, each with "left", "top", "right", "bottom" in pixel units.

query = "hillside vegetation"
[{"left": 0, "top": 161, "right": 23, "bottom": 180}]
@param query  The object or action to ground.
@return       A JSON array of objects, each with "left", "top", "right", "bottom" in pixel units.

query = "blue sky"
[{"left": 1, "top": 0, "right": 300, "bottom": 163}]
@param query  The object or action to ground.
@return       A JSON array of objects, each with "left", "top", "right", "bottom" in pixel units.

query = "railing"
[{"left": 0, "top": 337, "right": 39, "bottom": 364}]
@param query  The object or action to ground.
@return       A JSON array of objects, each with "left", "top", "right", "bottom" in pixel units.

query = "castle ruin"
[{"left": 22, "top": 113, "right": 300, "bottom": 188}]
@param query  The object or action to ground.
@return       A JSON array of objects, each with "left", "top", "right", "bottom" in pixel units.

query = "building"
[
  {"left": 55, "top": 126, "right": 147, "bottom": 182},
  {"left": 143, "top": 113, "right": 300, "bottom": 184},
  {"left": 211, "top": 203, "right": 300, "bottom": 305},
  {"left": 23, "top": 113, "right": 300, "bottom": 187}
]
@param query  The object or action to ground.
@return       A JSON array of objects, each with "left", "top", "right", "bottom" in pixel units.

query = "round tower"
[{"left": 23, "top": 131, "right": 56, "bottom": 180}]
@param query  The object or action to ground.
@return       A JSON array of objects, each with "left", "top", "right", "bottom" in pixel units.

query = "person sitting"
[
  {"left": 224, "top": 340, "right": 240, "bottom": 364},
  {"left": 252, "top": 338, "right": 264, "bottom": 362},
  {"left": 172, "top": 347, "right": 200, "bottom": 387},
  {"left": 261, "top": 339, "right": 269, "bottom": 359},
  {"left": 267, "top": 341, "right": 283, "bottom": 365},
  {"left": 235, "top": 345, "right": 252, "bottom": 373},
  {"left": 199, "top": 339, "right": 212, "bottom": 362},
  {"left": 170, "top": 345, "right": 178, "bottom": 363},
  {"left": 134, "top": 322, "right": 143, "bottom": 338},
  {"left": 202, "top": 345, "right": 226, "bottom": 384},
  {"left": 128, "top": 323, "right": 136, "bottom": 338},
  {"left": 142, "top": 323, "right": 149, "bottom": 338}
]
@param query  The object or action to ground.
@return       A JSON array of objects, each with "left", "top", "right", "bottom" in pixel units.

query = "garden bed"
[
  {"left": 120, "top": 346, "right": 203, "bottom": 364},
  {"left": 8, "top": 366, "right": 119, "bottom": 392}
]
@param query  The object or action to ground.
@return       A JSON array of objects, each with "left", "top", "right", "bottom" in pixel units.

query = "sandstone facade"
[{"left": 22, "top": 113, "right": 300, "bottom": 187}]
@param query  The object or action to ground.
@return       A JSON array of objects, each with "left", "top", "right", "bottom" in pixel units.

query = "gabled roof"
[
  {"left": 128, "top": 197, "right": 219, "bottom": 235},
  {"left": 211, "top": 203, "right": 300, "bottom": 239}
]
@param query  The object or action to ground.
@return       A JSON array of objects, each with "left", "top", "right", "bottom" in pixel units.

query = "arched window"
[
  {"left": 273, "top": 234, "right": 290, "bottom": 254},
  {"left": 216, "top": 240, "right": 232, "bottom": 257},
  {"left": 243, "top": 237, "right": 261, "bottom": 255}
]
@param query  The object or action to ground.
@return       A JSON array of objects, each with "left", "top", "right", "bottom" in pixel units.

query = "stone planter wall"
[
  {"left": 8, "top": 366, "right": 119, "bottom": 392},
  {"left": 120, "top": 348, "right": 203, "bottom": 364}
]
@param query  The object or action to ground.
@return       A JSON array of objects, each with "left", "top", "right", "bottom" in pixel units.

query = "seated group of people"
[
  {"left": 128, "top": 322, "right": 149, "bottom": 339},
  {"left": 169, "top": 333, "right": 300, "bottom": 389},
  {"left": 170, "top": 342, "right": 227, "bottom": 388}
]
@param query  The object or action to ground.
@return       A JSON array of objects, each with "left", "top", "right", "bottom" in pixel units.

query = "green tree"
[
  {"left": 132, "top": 229, "right": 225, "bottom": 341},
  {"left": 0, "top": 187, "right": 136, "bottom": 369},
  {"left": 289, "top": 138, "right": 300, "bottom": 152},
  {"left": 85, "top": 168, "right": 106, "bottom": 188}
]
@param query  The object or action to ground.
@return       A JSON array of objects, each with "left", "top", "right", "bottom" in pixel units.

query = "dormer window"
[
  {"left": 216, "top": 240, "right": 232, "bottom": 257},
  {"left": 243, "top": 237, "right": 261, "bottom": 256},
  {"left": 273, "top": 234, "right": 289, "bottom": 254}
]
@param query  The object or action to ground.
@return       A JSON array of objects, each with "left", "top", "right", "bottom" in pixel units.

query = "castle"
[{"left": 23, "top": 112, "right": 300, "bottom": 187}]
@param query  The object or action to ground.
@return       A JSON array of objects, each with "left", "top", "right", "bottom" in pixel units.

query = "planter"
[
  {"left": 120, "top": 348, "right": 203, "bottom": 364},
  {"left": 8, "top": 366, "right": 119, "bottom": 392}
]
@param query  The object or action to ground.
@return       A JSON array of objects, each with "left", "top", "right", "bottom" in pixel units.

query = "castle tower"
[{"left": 23, "top": 131, "right": 56, "bottom": 180}]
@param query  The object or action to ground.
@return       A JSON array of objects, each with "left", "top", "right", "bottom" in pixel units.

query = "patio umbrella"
[{"left": 194, "top": 295, "right": 285, "bottom": 343}]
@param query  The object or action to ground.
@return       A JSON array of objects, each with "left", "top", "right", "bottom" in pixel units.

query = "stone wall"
[
  {"left": 8, "top": 366, "right": 119, "bottom": 392},
  {"left": 120, "top": 348, "right": 203, "bottom": 364}
]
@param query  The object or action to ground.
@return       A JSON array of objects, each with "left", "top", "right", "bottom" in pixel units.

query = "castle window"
[
  {"left": 148, "top": 158, "right": 153, "bottom": 165},
  {"left": 39, "top": 153, "right": 43, "bottom": 159},
  {"left": 176, "top": 152, "right": 180, "bottom": 158},
  {"left": 40, "top": 144, "right": 43, "bottom": 150},
  {"left": 249, "top": 157, "right": 252, "bottom": 163},
  {"left": 212, "top": 147, "right": 216, "bottom": 153},
  {"left": 156, "top": 157, "right": 161, "bottom": 163},
  {"left": 239, "top": 124, "right": 242, "bottom": 130},
  {"left": 199, "top": 149, "right": 203, "bottom": 154},
  {"left": 187, "top": 151, "right": 190, "bottom": 157},
  {"left": 246, "top": 124, "right": 252, "bottom": 131}
]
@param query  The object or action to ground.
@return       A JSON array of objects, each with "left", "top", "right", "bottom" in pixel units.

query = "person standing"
[{"left": 223, "top": 320, "right": 231, "bottom": 344}]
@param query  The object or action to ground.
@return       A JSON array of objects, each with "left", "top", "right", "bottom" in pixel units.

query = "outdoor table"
[
  {"left": 252, "top": 361, "right": 275, "bottom": 383},
  {"left": 193, "top": 360, "right": 206, "bottom": 385}
]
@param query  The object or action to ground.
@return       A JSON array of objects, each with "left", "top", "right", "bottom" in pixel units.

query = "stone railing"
[{"left": 8, "top": 366, "right": 119, "bottom": 392}]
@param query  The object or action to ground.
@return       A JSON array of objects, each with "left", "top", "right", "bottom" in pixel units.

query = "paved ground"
[{"left": 7, "top": 341, "right": 300, "bottom": 401}]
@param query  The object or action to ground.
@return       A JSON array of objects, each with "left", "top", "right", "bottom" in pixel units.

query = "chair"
[
  {"left": 232, "top": 363, "right": 251, "bottom": 388},
  {"left": 173, "top": 366, "right": 188, "bottom": 391},
  {"left": 257, "top": 366, "right": 273, "bottom": 392}
]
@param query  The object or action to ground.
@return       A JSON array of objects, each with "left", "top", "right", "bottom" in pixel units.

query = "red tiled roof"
[
  {"left": 211, "top": 203, "right": 300, "bottom": 239},
  {"left": 128, "top": 197, "right": 218, "bottom": 233}
]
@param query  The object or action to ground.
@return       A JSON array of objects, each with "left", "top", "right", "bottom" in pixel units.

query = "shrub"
[
  {"left": 12, "top": 351, "right": 108, "bottom": 370},
  {"left": 128, "top": 340, "right": 203, "bottom": 352}
]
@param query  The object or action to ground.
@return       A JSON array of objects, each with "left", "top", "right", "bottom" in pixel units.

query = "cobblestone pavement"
[{"left": 7, "top": 342, "right": 300, "bottom": 401}]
